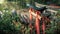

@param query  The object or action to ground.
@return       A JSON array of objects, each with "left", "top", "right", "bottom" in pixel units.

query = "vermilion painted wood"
[
  {"left": 29, "top": 8, "right": 33, "bottom": 34},
  {"left": 29, "top": 8, "right": 50, "bottom": 34},
  {"left": 35, "top": 11, "right": 40, "bottom": 34}
]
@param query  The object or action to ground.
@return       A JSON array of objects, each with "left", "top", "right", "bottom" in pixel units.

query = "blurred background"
[{"left": 0, "top": 0, "right": 60, "bottom": 34}]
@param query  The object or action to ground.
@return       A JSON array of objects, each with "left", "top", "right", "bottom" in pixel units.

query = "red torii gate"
[{"left": 29, "top": 8, "right": 50, "bottom": 34}]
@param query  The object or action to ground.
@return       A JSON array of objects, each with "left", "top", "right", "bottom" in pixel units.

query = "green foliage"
[{"left": 0, "top": 11, "right": 20, "bottom": 33}]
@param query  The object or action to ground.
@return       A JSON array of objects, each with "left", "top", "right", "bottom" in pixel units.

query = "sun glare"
[{"left": 0, "top": 0, "right": 4, "bottom": 4}]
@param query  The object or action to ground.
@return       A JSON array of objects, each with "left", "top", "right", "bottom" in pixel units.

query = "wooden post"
[
  {"left": 29, "top": 8, "right": 33, "bottom": 34},
  {"left": 42, "top": 17, "right": 45, "bottom": 34},
  {"left": 35, "top": 11, "right": 40, "bottom": 34}
]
